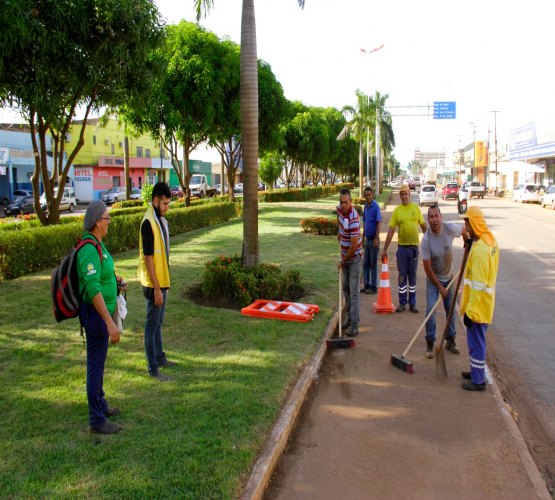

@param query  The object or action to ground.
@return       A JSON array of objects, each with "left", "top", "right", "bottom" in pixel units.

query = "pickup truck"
[
  {"left": 466, "top": 181, "right": 485, "bottom": 199},
  {"left": 189, "top": 174, "right": 217, "bottom": 198}
]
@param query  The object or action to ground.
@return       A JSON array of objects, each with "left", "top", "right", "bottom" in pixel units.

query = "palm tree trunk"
[
  {"left": 241, "top": 0, "right": 259, "bottom": 266},
  {"left": 358, "top": 140, "right": 364, "bottom": 198}
]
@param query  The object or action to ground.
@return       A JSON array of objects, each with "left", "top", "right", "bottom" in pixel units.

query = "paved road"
[{"left": 432, "top": 194, "right": 555, "bottom": 487}]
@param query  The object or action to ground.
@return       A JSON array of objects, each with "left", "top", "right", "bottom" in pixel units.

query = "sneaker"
[
  {"left": 445, "top": 338, "right": 460, "bottom": 354},
  {"left": 160, "top": 359, "right": 177, "bottom": 367},
  {"left": 409, "top": 305, "right": 419, "bottom": 313},
  {"left": 461, "top": 381, "right": 486, "bottom": 392},
  {"left": 345, "top": 328, "right": 358, "bottom": 337},
  {"left": 396, "top": 304, "right": 405, "bottom": 313},
  {"left": 149, "top": 372, "right": 170, "bottom": 382},
  {"left": 461, "top": 371, "right": 471, "bottom": 380},
  {"left": 426, "top": 340, "right": 434, "bottom": 359},
  {"left": 91, "top": 420, "right": 122, "bottom": 435},
  {"left": 105, "top": 406, "right": 121, "bottom": 417}
]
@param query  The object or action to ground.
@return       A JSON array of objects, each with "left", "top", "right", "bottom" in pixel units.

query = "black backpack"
[{"left": 51, "top": 238, "right": 102, "bottom": 323}]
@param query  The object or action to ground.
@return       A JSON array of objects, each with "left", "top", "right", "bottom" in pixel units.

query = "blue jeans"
[
  {"left": 342, "top": 255, "right": 362, "bottom": 329},
  {"left": 143, "top": 287, "right": 168, "bottom": 374},
  {"left": 425, "top": 278, "right": 456, "bottom": 343},
  {"left": 80, "top": 303, "right": 110, "bottom": 427},
  {"left": 363, "top": 236, "right": 379, "bottom": 290}
]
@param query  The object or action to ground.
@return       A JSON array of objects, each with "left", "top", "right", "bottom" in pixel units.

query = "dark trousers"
[
  {"left": 80, "top": 303, "right": 109, "bottom": 427},
  {"left": 396, "top": 245, "right": 419, "bottom": 306},
  {"left": 363, "top": 235, "right": 379, "bottom": 290}
]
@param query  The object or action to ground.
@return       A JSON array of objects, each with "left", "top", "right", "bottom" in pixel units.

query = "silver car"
[
  {"left": 418, "top": 185, "right": 439, "bottom": 207},
  {"left": 512, "top": 184, "right": 541, "bottom": 203},
  {"left": 541, "top": 185, "right": 555, "bottom": 209}
]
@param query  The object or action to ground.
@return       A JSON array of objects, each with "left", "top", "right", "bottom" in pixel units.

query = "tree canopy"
[{"left": 0, "top": 0, "right": 164, "bottom": 224}]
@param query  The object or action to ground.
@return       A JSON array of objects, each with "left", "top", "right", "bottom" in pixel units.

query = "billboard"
[{"left": 509, "top": 120, "right": 555, "bottom": 160}]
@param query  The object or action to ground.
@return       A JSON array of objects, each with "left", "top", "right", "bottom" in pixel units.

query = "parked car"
[
  {"left": 512, "top": 183, "right": 542, "bottom": 203},
  {"left": 4, "top": 195, "right": 35, "bottom": 216},
  {"left": 40, "top": 186, "right": 76, "bottom": 213},
  {"left": 233, "top": 183, "right": 243, "bottom": 194},
  {"left": 441, "top": 182, "right": 459, "bottom": 200},
  {"left": 541, "top": 185, "right": 555, "bottom": 209},
  {"left": 101, "top": 186, "right": 126, "bottom": 205},
  {"left": 130, "top": 188, "right": 142, "bottom": 200},
  {"left": 418, "top": 184, "right": 439, "bottom": 207},
  {"left": 170, "top": 186, "right": 183, "bottom": 198},
  {"left": 412, "top": 175, "right": 422, "bottom": 189}
]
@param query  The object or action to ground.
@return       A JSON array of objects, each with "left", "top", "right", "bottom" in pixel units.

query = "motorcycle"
[{"left": 457, "top": 198, "right": 467, "bottom": 214}]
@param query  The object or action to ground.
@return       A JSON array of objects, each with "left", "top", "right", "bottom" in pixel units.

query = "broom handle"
[
  {"left": 437, "top": 241, "right": 472, "bottom": 350},
  {"left": 401, "top": 272, "right": 459, "bottom": 358},
  {"left": 338, "top": 267, "right": 342, "bottom": 339}
]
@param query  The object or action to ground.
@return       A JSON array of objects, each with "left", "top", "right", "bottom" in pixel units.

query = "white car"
[
  {"left": 101, "top": 186, "right": 126, "bottom": 204},
  {"left": 418, "top": 185, "right": 438, "bottom": 207},
  {"left": 541, "top": 185, "right": 555, "bottom": 209},
  {"left": 130, "top": 188, "right": 142, "bottom": 200},
  {"left": 512, "top": 183, "right": 541, "bottom": 203}
]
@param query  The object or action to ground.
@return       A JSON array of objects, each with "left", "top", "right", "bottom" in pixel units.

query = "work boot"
[
  {"left": 360, "top": 286, "right": 369, "bottom": 293},
  {"left": 409, "top": 305, "right": 419, "bottom": 313},
  {"left": 461, "top": 371, "right": 471, "bottom": 380},
  {"left": 445, "top": 337, "right": 460, "bottom": 354},
  {"left": 345, "top": 327, "right": 358, "bottom": 338},
  {"left": 91, "top": 420, "right": 122, "bottom": 435},
  {"left": 461, "top": 381, "right": 486, "bottom": 392},
  {"left": 105, "top": 406, "right": 121, "bottom": 417},
  {"left": 341, "top": 319, "right": 351, "bottom": 330},
  {"left": 426, "top": 340, "right": 434, "bottom": 359},
  {"left": 149, "top": 372, "right": 170, "bottom": 382},
  {"left": 364, "top": 288, "right": 373, "bottom": 294},
  {"left": 396, "top": 304, "right": 405, "bottom": 313}
]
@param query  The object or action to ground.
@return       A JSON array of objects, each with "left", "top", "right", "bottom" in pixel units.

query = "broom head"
[
  {"left": 326, "top": 337, "right": 355, "bottom": 349},
  {"left": 390, "top": 353, "right": 414, "bottom": 374},
  {"left": 435, "top": 344, "right": 448, "bottom": 379}
]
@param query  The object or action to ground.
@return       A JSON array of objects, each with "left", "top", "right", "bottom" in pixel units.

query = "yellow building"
[{"left": 65, "top": 118, "right": 171, "bottom": 202}]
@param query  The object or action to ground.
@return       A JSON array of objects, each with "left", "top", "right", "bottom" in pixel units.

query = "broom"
[
  {"left": 327, "top": 267, "right": 355, "bottom": 349},
  {"left": 435, "top": 240, "right": 472, "bottom": 379},
  {"left": 390, "top": 273, "right": 458, "bottom": 373}
]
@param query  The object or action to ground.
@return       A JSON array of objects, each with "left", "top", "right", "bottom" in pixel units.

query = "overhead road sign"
[{"left": 433, "top": 101, "right": 456, "bottom": 119}]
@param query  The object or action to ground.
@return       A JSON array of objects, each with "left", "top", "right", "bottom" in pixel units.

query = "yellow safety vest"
[
  {"left": 460, "top": 238, "right": 499, "bottom": 324},
  {"left": 138, "top": 205, "right": 170, "bottom": 288}
]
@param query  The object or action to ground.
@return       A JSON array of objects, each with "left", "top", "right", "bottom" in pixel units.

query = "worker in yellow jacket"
[
  {"left": 138, "top": 182, "right": 173, "bottom": 381},
  {"left": 460, "top": 206, "right": 499, "bottom": 391}
]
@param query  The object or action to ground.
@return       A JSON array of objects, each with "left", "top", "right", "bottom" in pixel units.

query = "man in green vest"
[{"left": 138, "top": 182, "right": 174, "bottom": 381}]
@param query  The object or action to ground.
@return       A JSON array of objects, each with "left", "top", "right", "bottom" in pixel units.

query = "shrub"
[
  {"left": 202, "top": 255, "right": 304, "bottom": 307},
  {"left": 112, "top": 199, "right": 144, "bottom": 209},
  {"left": 259, "top": 184, "right": 350, "bottom": 203},
  {"left": 0, "top": 202, "right": 238, "bottom": 281},
  {"left": 300, "top": 217, "right": 338, "bottom": 235}
]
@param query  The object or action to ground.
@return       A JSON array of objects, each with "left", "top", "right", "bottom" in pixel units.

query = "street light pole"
[
  {"left": 469, "top": 122, "right": 477, "bottom": 181},
  {"left": 490, "top": 110, "right": 501, "bottom": 191},
  {"left": 360, "top": 43, "right": 384, "bottom": 194}
]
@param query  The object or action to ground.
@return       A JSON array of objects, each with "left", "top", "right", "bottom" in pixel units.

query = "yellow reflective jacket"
[
  {"left": 460, "top": 238, "right": 499, "bottom": 324},
  {"left": 138, "top": 205, "right": 170, "bottom": 288}
]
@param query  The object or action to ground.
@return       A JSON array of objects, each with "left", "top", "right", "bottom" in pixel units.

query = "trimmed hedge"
[
  {"left": 300, "top": 217, "right": 338, "bottom": 235},
  {"left": 0, "top": 202, "right": 238, "bottom": 281},
  {"left": 259, "top": 183, "right": 353, "bottom": 203}
]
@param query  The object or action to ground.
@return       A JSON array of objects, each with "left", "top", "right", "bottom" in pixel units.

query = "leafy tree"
[
  {"left": 259, "top": 152, "right": 284, "bottom": 189},
  {"left": 195, "top": 0, "right": 306, "bottom": 266},
  {"left": 0, "top": 0, "right": 164, "bottom": 225},
  {"left": 123, "top": 20, "right": 227, "bottom": 206}
]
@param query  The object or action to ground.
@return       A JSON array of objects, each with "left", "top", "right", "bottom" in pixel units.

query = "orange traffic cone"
[{"left": 373, "top": 255, "right": 396, "bottom": 314}]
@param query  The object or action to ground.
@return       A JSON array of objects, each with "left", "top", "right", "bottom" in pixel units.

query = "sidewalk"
[{"left": 248, "top": 193, "right": 551, "bottom": 499}]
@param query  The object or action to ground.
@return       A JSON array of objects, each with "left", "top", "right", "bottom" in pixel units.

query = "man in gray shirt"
[{"left": 421, "top": 204, "right": 469, "bottom": 359}]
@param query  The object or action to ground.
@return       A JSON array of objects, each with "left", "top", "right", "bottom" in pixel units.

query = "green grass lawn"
[{"left": 0, "top": 195, "right": 352, "bottom": 498}]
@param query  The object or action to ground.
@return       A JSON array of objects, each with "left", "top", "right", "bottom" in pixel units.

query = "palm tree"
[
  {"left": 369, "top": 90, "right": 395, "bottom": 194},
  {"left": 195, "top": 0, "right": 305, "bottom": 266},
  {"left": 338, "top": 89, "right": 373, "bottom": 198}
]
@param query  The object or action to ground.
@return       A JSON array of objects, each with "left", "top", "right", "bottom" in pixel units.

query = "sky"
[{"left": 3, "top": 0, "right": 553, "bottom": 167}]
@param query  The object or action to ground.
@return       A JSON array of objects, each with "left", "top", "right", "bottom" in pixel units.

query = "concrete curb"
[{"left": 240, "top": 312, "right": 338, "bottom": 500}]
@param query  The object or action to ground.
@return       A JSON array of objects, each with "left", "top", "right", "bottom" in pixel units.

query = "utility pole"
[
  {"left": 457, "top": 134, "right": 463, "bottom": 184},
  {"left": 469, "top": 122, "right": 477, "bottom": 181},
  {"left": 490, "top": 110, "right": 501, "bottom": 191}
]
